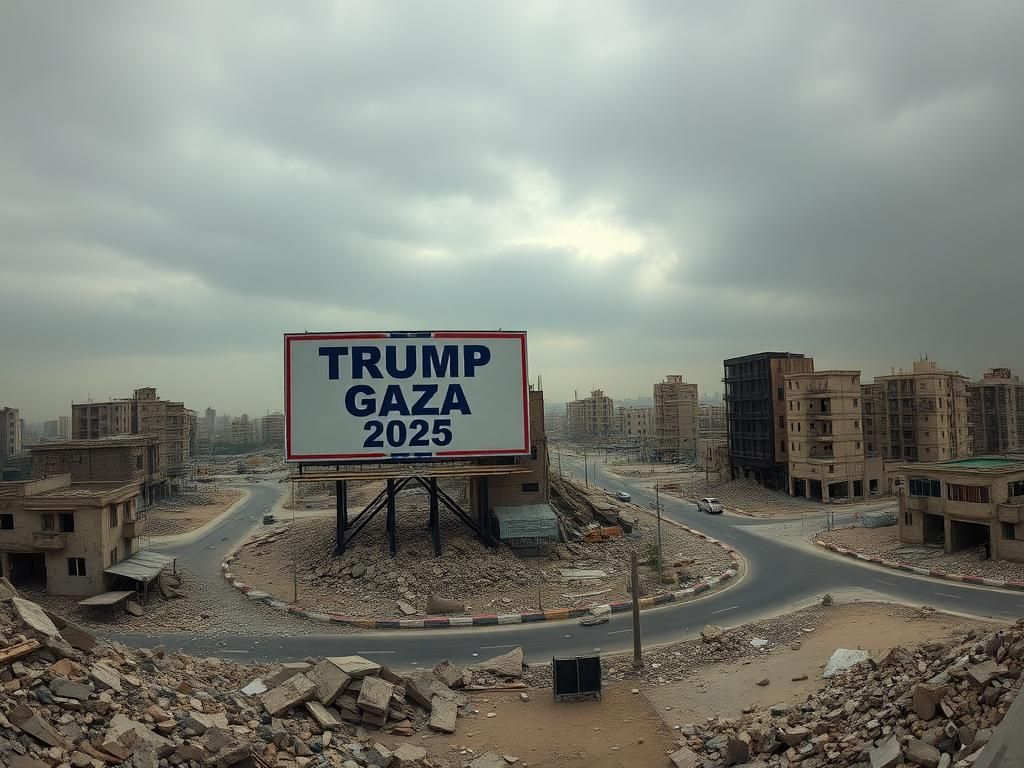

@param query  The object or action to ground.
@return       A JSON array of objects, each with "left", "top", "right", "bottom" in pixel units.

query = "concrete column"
[{"left": 944, "top": 516, "right": 953, "bottom": 554}]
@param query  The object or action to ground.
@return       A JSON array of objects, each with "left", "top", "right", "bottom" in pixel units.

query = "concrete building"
[
  {"left": 969, "top": 369, "right": 1024, "bottom": 455},
  {"left": 261, "top": 412, "right": 286, "bottom": 447},
  {"left": 484, "top": 389, "right": 550, "bottom": 508},
  {"left": 566, "top": 389, "right": 615, "bottom": 439},
  {"left": 786, "top": 370, "right": 866, "bottom": 501},
  {"left": 228, "top": 415, "right": 257, "bottom": 446},
  {"left": 28, "top": 435, "right": 166, "bottom": 505},
  {"left": 1, "top": 407, "right": 22, "bottom": 467},
  {"left": 617, "top": 406, "right": 653, "bottom": 439},
  {"left": 697, "top": 402, "right": 727, "bottom": 464},
  {"left": 861, "top": 359, "right": 971, "bottom": 463},
  {"left": 724, "top": 352, "right": 814, "bottom": 489},
  {"left": 653, "top": 375, "right": 698, "bottom": 462},
  {"left": 897, "top": 457, "right": 1024, "bottom": 562},
  {"left": 43, "top": 416, "right": 71, "bottom": 440},
  {"left": 73, "top": 388, "right": 194, "bottom": 477},
  {"left": 205, "top": 407, "right": 217, "bottom": 439},
  {"left": 0, "top": 474, "right": 140, "bottom": 596}
]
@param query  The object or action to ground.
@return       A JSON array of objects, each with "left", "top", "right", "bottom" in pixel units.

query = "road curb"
[
  {"left": 220, "top": 524, "right": 745, "bottom": 630},
  {"left": 813, "top": 538, "right": 1024, "bottom": 592}
]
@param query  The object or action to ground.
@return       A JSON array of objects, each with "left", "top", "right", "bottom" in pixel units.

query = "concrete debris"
[
  {"left": 677, "top": 619, "right": 1024, "bottom": 767},
  {"left": 426, "top": 594, "right": 467, "bottom": 615},
  {"left": 468, "top": 646, "right": 524, "bottom": 679},
  {"left": 0, "top": 594, "right": 522, "bottom": 768},
  {"left": 11, "top": 596, "right": 61, "bottom": 638},
  {"left": 701, "top": 624, "right": 726, "bottom": 643},
  {"left": 124, "top": 600, "right": 144, "bottom": 617},
  {"left": 822, "top": 647, "right": 870, "bottom": 678}
]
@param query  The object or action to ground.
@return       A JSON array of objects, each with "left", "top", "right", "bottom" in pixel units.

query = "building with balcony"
[
  {"left": 897, "top": 457, "right": 1024, "bottom": 562},
  {"left": 861, "top": 359, "right": 971, "bottom": 463},
  {"left": 968, "top": 369, "right": 1024, "bottom": 455},
  {"left": 566, "top": 389, "right": 615, "bottom": 439},
  {"left": 786, "top": 370, "right": 866, "bottom": 501},
  {"left": 261, "top": 412, "right": 286, "bottom": 447},
  {"left": 28, "top": 435, "right": 166, "bottom": 506},
  {"left": 653, "top": 375, "right": 699, "bottom": 462},
  {"left": 724, "top": 352, "right": 814, "bottom": 489},
  {"left": 0, "top": 474, "right": 141, "bottom": 596}
]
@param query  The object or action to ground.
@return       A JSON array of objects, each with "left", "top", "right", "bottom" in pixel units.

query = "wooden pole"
[{"left": 631, "top": 551, "right": 642, "bottom": 669}]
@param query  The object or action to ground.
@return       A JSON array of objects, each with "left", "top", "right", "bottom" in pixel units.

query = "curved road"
[{"left": 107, "top": 463, "right": 1023, "bottom": 663}]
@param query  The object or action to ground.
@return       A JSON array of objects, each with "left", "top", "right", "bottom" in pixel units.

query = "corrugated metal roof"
[
  {"left": 493, "top": 504, "right": 560, "bottom": 540},
  {"left": 104, "top": 550, "right": 175, "bottom": 583}
]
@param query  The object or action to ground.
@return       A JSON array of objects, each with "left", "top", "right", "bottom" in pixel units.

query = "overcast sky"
[{"left": 2, "top": 1, "right": 1023, "bottom": 422}]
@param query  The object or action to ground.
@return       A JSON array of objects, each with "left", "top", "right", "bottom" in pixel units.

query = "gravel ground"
[
  {"left": 817, "top": 525, "right": 1024, "bottom": 580},
  {"left": 230, "top": 487, "right": 736, "bottom": 619},
  {"left": 143, "top": 488, "right": 245, "bottom": 537}
]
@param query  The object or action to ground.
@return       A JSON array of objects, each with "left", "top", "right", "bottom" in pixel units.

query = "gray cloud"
[{"left": 2, "top": 1, "right": 1023, "bottom": 419}]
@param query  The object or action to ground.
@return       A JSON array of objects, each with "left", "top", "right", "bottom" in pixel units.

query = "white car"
[
  {"left": 614, "top": 491, "right": 631, "bottom": 502},
  {"left": 697, "top": 497, "right": 723, "bottom": 514}
]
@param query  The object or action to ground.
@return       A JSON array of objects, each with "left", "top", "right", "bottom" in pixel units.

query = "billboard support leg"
[
  {"left": 335, "top": 480, "right": 348, "bottom": 555},
  {"left": 387, "top": 478, "right": 397, "bottom": 556},
  {"left": 430, "top": 478, "right": 441, "bottom": 557},
  {"left": 479, "top": 477, "right": 491, "bottom": 547}
]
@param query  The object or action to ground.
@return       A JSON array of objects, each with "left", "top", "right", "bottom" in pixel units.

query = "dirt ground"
[
  {"left": 818, "top": 525, "right": 1024, "bottom": 581},
  {"left": 285, "top": 479, "right": 386, "bottom": 510},
  {"left": 645, "top": 602, "right": 996, "bottom": 726},
  {"left": 382, "top": 684, "right": 676, "bottom": 768},
  {"left": 144, "top": 489, "right": 245, "bottom": 537}
]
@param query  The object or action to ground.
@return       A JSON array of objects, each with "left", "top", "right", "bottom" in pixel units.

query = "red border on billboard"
[{"left": 284, "top": 331, "right": 530, "bottom": 462}]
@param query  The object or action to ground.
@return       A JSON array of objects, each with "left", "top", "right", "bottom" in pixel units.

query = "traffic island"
[
  {"left": 221, "top": 488, "right": 745, "bottom": 629},
  {"left": 815, "top": 526, "right": 1024, "bottom": 590}
]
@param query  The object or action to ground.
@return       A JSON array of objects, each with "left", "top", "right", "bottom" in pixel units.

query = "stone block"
[
  {"left": 8, "top": 703, "right": 64, "bottom": 747},
  {"left": 869, "top": 735, "right": 902, "bottom": 768},
  {"left": 327, "top": 655, "right": 382, "bottom": 679},
  {"left": 12, "top": 597, "right": 61, "bottom": 638},
  {"left": 308, "top": 658, "right": 351, "bottom": 705},
  {"left": 433, "top": 660, "right": 464, "bottom": 688},
  {"left": 906, "top": 738, "right": 940, "bottom": 768},
  {"left": 90, "top": 663, "right": 123, "bottom": 693},
  {"left": 262, "top": 662, "right": 312, "bottom": 689},
  {"left": 357, "top": 676, "right": 395, "bottom": 716},
  {"left": 260, "top": 673, "right": 316, "bottom": 716},
  {"left": 428, "top": 696, "right": 457, "bottom": 733},
  {"left": 912, "top": 683, "right": 948, "bottom": 721},
  {"left": 467, "top": 647, "right": 524, "bottom": 679}
]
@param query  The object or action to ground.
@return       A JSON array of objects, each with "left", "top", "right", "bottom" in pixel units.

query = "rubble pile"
[
  {"left": 233, "top": 495, "right": 732, "bottom": 619},
  {"left": 0, "top": 591, "right": 527, "bottom": 768},
  {"left": 670, "top": 621, "right": 1024, "bottom": 768}
]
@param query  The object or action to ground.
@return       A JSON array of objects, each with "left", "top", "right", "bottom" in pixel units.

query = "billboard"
[{"left": 284, "top": 331, "right": 529, "bottom": 462}]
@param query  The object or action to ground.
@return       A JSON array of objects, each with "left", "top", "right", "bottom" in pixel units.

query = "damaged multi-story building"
[
  {"left": 653, "top": 375, "right": 699, "bottom": 462},
  {"left": 968, "top": 368, "right": 1024, "bottom": 455}
]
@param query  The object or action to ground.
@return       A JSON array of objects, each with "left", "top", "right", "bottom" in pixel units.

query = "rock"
[
  {"left": 468, "top": 753, "right": 507, "bottom": 768},
  {"left": 669, "top": 745, "right": 700, "bottom": 768},
  {"left": 912, "top": 682, "right": 948, "bottom": 721},
  {"left": 308, "top": 659, "right": 352, "bottom": 705},
  {"left": 937, "top": 755, "right": 951, "bottom": 768},
  {"left": 8, "top": 703, "right": 65, "bottom": 747},
  {"left": 725, "top": 731, "right": 752, "bottom": 765},
  {"left": 393, "top": 744, "right": 427, "bottom": 765},
  {"left": 433, "top": 659, "right": 464, "bottom": 688},
  {"left": 357, "top": 676, "right": 395, "bottom": 716},
  {"left": 701, "top": 624, "right": 725, "bottom": 643},
  {"left": 327, "top": 655, "right": 382, "bottom": 679},
  {"left": 823, "top": 648, "right": 870, "bottom": 678},
  {"left": 260, "top": 673, "right": 317, "bottom": 716},
  {"left": 404, "top": 670, "right": 437, "bottom": 708},
  {"left": 102, "top": 713, "right": 172, "bottom": 756},
  {"left": 397, "top": 600, "right": 417, "bottom": 616},
  {"left": 426, "top": 594, "right": 466, "bottom": 614},
  {"left": 241, "top": 678, "right": 268, "bottom": 696},
  {"left": 90, "top": 663, "right": 123, "bottom": 693},
  {"left": 780, "top": 726, "right": 811, "bottom": 746},
  {"left": 468, "top": 646, "right": 524, "bottom": 678},
  {"left": 755, "top": 678, "right": 769, "bottom": 686},
  {"left": 364, "top": 742, "right": 393, "bottom": 767},
  {"left": 906, "top": 738, "right": 941, "bottom": 768},
  {"left": 11, "top": 596, "right": 61, "bottom": 638},
  {"left": 791, "top": 674, "right": 808, "bottom": 681},
  {"left": 967, "top": 660, "right": 1007, "bottom": 688},
  {"left": 305, "top": 701, "right": 343, "bottom": 728},
  {"left": 50, "top": 677, "right": 91, "bottom": 702},
  {"left": 351, "top": 563, "right": 367, "bottom": 578},
  {"left": 428, "top": 696, "right": 458, "bottom": 733},
  {"left": 124, "top": 600, "right": 144, "bottom": 617},
  {"left": 870, "top": 735, "right": 902, "bottom": 768}
]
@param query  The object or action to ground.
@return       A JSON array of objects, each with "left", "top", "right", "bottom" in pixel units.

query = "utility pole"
[
  {"left": 630, "top": 551, "right": 643, "bottom": 669},
  {"left": 705, "top": 447, "right": 710, "bottom": 493},
  {"left": 655, "top": 482, "right": 663, "bottom": 582}
]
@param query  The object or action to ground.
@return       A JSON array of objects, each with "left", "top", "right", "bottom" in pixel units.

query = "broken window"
[{"left": 67, "top": 558, "right": 86, "bottom": 576}]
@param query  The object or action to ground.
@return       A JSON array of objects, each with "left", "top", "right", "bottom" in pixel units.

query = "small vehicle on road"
[
  {"left": 697, "top": 497, "right": 724, "bottom": 514},
  {"left": 614, "top": 491, "right": 631, "bottom": 502},
  {"left": 262, "top": 514, "right": 277, "bottom": 525}
]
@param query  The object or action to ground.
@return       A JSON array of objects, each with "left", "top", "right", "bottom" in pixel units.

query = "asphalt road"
[{"left": 104, "top": 462, "right": 1024, "bottom": 664}]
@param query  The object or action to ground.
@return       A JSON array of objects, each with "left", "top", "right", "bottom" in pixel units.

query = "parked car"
[
  {"left": 697, "top": 497, "right": 724, "bottom": 514},
  {"left": 262, "top": 514, "right": 277, "bottom": 525},
  {"left": 614, "top": 491, "right": 631, "bottom": 502}
]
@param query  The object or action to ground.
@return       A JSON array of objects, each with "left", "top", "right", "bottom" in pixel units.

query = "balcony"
[
  {"left": 998, "top": 503, "right": 1024, "bottom": 525},
  {"left": 122, "top": 520, "right": 139, "bottom": 538},
  {"left": 32, "top": 532, "right": 67, "bottom": 551}
]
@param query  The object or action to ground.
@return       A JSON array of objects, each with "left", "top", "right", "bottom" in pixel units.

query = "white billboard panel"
[{"left": 284, "top": 331, "right": 529, "bottom": 462}]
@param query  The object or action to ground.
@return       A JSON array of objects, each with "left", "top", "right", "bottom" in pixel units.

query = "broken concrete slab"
[
  {"left": 240, "top": 678, "right": 267, "bottom": 696},
  {"left": 9, "top": 703, "right": 65, "bottom": 747},
  {"left": 308, "top": 658, "right": 351, "bottom": 705},
  {"left": 912, "top": 682, "right": 948, "bottom": 721},
  {"left": 404, "top": 670, "right": 439, "bottom": 709},
  {"left": 356, "top": 675, "right": 395, "bottom": 716},
  {"left": 102, "top": 713, "right": 172, "bottom": 756},
  {"left": 468, "top": 753, "right": 507, "bottom": 768},
  {"left": 869, "top": 735, "right": 902, "bottom": 768},
  {"left": 305, "top": 701, "right": 343, "bottom": 729},
  {"left": 327, "top": 655, "right": 382, "bottom": 679},
  {"left": 426, "top": 594, "right": 466, "bottom": 615},
  {"left": 559, "top": 568, "right": 607, "bottom": 579},
  {"left": 397, "top": 599, "right": 417, "bottom": 616},
  {"left": 433, "top": 660, "right": 464, "bottom": 689},
  {"left": 124, "top": 601, "right": 144, "bottom": 617},
  {"left": 822, "top": 648, "right": 870, "bottom": 678},
  {"left": 701, "top": 624, "right": 725, "bottom": 643},
  {"left": 428, "top": 696, "right": 458, "bottom": 733},
  {"left": 967, "top": 660, "right": 1008, "bottom": 689},
  {"left": 49, "top": 677, "right": 91, "bottom": 702},
  {"left": 0, "top": 576, "right": 18, "bottom": 600},
  {"left": 12, "top": 596, "right": 61, "bottom": 638},
  {"left": 905, "top": 737, "right": 941, "bottom": 768},
  {"left": 467, "top": 646, "right": 524, "bottom": 678},
  {"left": 668, "top": 746, "right": 700, "bottom": 768},
  {"left": 90, "top": 663, "right": 123, "bottom": 694},
  {"left": 393, "top": 743, "right": 428, "bottom": 766},
  {"left": 262, "top": 661, "right": 312, "bottom": 689},
  {"left": 260, "top": 673, "right": 317, "bottom": 716}
]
